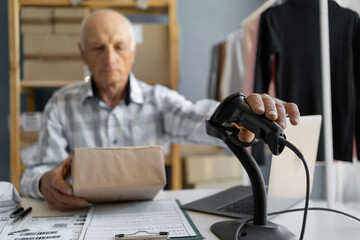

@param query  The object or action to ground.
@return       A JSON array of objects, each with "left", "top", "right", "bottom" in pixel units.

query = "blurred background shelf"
[{"left": 9, "top": 0, "right": 180, "bottom": 190}]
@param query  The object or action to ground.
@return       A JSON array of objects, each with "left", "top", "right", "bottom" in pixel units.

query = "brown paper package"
[{"left": 72, "top": 146, "right": 166, "bottom": 203}]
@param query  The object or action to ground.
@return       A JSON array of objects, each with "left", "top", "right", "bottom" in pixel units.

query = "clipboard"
[
  {"left": 174, "top": 199, "right": 204, "bottom": 240},
  {"left": 115, "top": 231, "right": 169, "bottom": 239},
  {"left": 79, "top": 199, "right": 204, "bottom": 240},
  {"left": 113, "top": 200, "right": 203, "bottom": 240}
]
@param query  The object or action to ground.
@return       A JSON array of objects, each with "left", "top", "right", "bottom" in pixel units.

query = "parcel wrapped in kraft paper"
[{"left": 72, "top": 146, "right": 166, "bottom": 203}]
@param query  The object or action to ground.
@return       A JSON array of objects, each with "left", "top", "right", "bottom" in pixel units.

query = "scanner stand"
[
  {"left": 205, "top": 92, "right": 297, "bottom": 239},
  {"left": 211, "top": 219, "right": 295, "bottom": 240},
  {"left": 209, "top": 133, "right": 297, "bottom": 240}
]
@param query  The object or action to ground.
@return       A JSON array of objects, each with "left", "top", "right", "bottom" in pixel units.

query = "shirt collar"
[
  {"left": 129, "top": 72, "right": 144, "bottom": 105},
  {"left": 81, "top": 72, "right": 144, "bottom": 105},
  {"left": 80, "top": 76, "right": 94, "bottom": 103}
]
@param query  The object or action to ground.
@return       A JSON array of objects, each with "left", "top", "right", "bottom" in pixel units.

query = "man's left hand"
[{"left": 238, "top": 93, "right": 300, "bottom": 143}]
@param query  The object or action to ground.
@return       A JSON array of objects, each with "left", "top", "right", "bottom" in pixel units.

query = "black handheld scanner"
[{"left": 206, "top": 92, "right": 285, "bottom": 155}]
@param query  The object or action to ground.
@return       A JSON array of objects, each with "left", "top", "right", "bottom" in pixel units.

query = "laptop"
[{"left": 182, "top": 115, "right": 322, "bottom": 219}]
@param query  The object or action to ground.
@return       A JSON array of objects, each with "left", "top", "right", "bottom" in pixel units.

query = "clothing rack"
[
  {"left": 240, "top": 0, "right": 277, "bottom": 27},
  {"left": 319, "top": 0, "right": 335, "bottom": 208},
  {"left": 240, "top": 0, "right": 335, "bottom": 207}
]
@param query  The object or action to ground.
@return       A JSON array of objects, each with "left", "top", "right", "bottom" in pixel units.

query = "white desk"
[{"left": 19, "top": 188, "right": 360, "bottom": 240}]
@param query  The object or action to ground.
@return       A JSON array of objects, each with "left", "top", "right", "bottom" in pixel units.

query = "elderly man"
[{"left": 20, "top": 9, "right": 299, "bottom": 211}]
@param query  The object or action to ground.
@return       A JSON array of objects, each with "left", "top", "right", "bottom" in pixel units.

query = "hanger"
[{"left": 241, "top": 0, "right": 278, "bottom": 27}]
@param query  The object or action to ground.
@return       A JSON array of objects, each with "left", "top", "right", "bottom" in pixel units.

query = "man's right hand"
[{"left": 40, "top": 155, "right": 88, "bottom": 211}]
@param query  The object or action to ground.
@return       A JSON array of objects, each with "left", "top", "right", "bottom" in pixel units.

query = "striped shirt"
[{"left": 20, "top": 73, "right": 222, "bottom": 198}]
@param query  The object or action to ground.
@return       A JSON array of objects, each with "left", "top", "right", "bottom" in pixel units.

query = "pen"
[
  {"left": 10, "top": 206, "right": 24, "bottom": 218},
  {"left": 12, "top": 207, "right": 32, "bottom": 224}
]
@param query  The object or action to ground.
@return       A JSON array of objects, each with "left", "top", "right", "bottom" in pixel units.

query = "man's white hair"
[{"left": 79, "top": 9, "right": 136, "bottom": 51}]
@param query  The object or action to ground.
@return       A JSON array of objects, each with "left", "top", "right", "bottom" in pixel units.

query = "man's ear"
[
  {"left": 131, "top": 45, "right": 136, "bottom": 65},
  {"left": 78, "top": 42, "right": 87, "bottom": 65}
]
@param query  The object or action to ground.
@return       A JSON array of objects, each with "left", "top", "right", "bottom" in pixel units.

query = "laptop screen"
[{"left": 267, "top": 115, "right": 322, "bottom": 213}]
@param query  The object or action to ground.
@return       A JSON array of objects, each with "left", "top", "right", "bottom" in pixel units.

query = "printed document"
[
  {"left": 0, "top": 219, "right": 11, "bottom": 240},
  {"left": 79, "top": 199, "right": 197, "bottom": 240},
  {"left": 6, "top": 215, "right": 86, "bottom": 240}
]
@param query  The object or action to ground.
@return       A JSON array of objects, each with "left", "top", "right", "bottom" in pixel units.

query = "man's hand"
[
  {"left": 238, "top": 93, "right": 300, "bottom": 143},
  {"left": 40, "top": 155, "right": 88, "bottom": 211}
]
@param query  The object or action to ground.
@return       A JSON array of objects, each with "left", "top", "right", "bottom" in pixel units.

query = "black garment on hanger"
[
  {"left": 208, "top": 43, "right": 223, "bottom": 101},
  {"left": 254, "top": 0, "right": 360, "bottom": 161}
]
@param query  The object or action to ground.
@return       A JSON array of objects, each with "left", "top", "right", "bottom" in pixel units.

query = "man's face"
[{"left": 80, "top": 13, "right": 135, "bottom": 90}]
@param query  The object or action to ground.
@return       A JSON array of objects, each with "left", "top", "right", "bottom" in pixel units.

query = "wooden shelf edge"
[
  {"left": 21, "top": 80, "right": 82, "bottom": 88},
  {"left": 143, "top": 80, "right": 170, "bottom": 86},
  {"left": 20, "top": 79, "right": 170, "bottom": 88},
  {"left": 19, "top": 0, "right": 169, "bottom": 7}
]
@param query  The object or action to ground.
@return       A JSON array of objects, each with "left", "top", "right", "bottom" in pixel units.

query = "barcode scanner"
[
  {"left": 206, "top": 92, "right": 286, "bottom": 155},
  {"left": 206, "top": 92, "right": 297, "bottom": 240}
]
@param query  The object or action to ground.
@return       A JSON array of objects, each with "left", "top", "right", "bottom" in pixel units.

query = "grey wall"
[
  {"left": 0, "top": 1, "right": 265, "bottom": 181},
  {"left": 177, "top": 0, "right": 264, "bottom": 102}
]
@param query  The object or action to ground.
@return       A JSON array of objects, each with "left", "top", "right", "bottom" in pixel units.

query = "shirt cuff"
[{"left": 33, "top": 175, "right": 45, "bottom": 199}]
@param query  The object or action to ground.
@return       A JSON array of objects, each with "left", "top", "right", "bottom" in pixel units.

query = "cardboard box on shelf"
[
  {"left": 21, "top": 7, "right": 53, "bottom": 34},
  {"left": 53, "top": 7, "right": 89, "bottom": 19},
  {"left": 184, "top": 154, "right": 243, "bottom": 183},
  {"left": 184, "top": 153, "right": 245, "bottom": 189},
  {"left": 181, "top": 144, "right": 223, "bottom": 157},
  {"left": 131, "top": 24, "right": 169, "bottom": 84},
  {"left": 20, "top": 130, "right": 39, "bottom": 149},
  {"left": 23, "top": 34, "right": 80, "bottom": 56},
  {"left": 23, "top": 59, "right": 85, "bottom": 81},
  {"left": 54, "top": 24, "right": 82, "bottom": 34},
  {"left": 54, "top": 8, "right": 89, "bottom": 34},
  {"left": 21, "top": 24, "right": 53, "bottom": 34},
  {"left": 21, "top": 7, "right": 53, "bottom": 20}
]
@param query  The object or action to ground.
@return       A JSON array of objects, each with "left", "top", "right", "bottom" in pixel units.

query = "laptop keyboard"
[{"left": 217, "top": 195, "right": 254, "bottom": 215}]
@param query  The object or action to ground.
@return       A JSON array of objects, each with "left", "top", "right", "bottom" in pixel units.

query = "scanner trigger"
[{"left": 230, "top": 122, "right": 248, "bottom": 131}]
